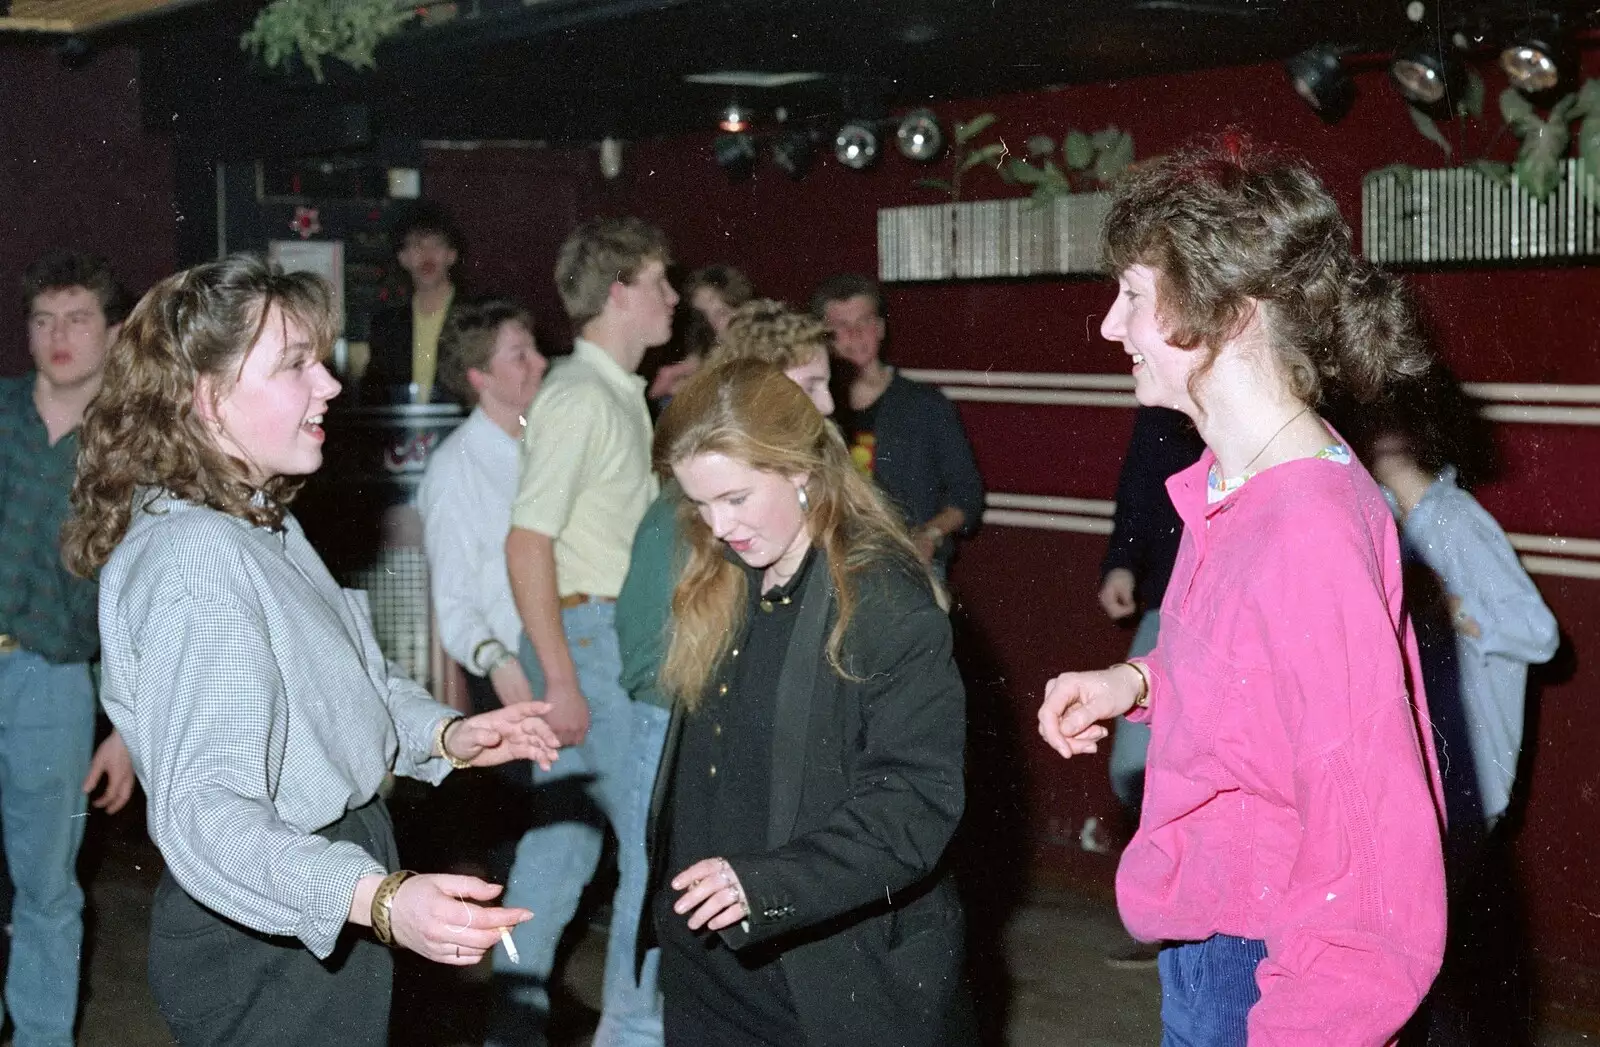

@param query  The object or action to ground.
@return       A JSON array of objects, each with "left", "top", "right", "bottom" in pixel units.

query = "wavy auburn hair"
[
  {"left": 1103, "top": 135, "right": 1430, "bottom": 406},
  {"left": 654, "top": 359, "right": 938, "bottom": 708},
  {"left": 63, "top": 254, "right": 337, "bottom": 576}
]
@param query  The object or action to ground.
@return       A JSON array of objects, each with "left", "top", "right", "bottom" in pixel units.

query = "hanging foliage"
[{"left": 241, "top": 0, "right": 416, "bottom": 83}]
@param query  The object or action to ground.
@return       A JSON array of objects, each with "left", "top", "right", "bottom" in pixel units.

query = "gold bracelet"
[
  {"left": 1113, "top": 661, "right": 1150, "bottom": 709},
  {"left": 434, "top": 716, "right": 472, "bottom": 770},
  {"left": 370, "top": 869, "right": 416, "bottom": 947}
]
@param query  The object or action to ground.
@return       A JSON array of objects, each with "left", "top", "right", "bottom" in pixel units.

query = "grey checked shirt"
[{"left": 98, "top": 492, "right": 456, "bottom": 958}]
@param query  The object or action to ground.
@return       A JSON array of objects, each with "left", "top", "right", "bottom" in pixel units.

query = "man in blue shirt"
[{"left": 0, "top": 251, "right": 136, "bottom": 1047}]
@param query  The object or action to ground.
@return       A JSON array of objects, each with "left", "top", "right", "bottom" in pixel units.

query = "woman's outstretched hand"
[
  {"left": 387, "top": 874, "right": 529, "bottom": 966},
  {"left": 671, "top": 857, "right": 749, "bottom": 932},
  {"left": 444, "top": 705, "right": 560, "bottom": 771},
  {"left": 1037, "top": 664, "right": 1145, "bottom": 760}
]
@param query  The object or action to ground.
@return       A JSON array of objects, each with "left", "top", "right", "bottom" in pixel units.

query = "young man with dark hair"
[
  {"left": 495, "top": 217, "right": 676, "bottom": 1047},
  {"left": 366, "top": 201, "right": 466, "bottom": 404},
  {"left": 811, "top": 272, "right": 983, "bottom": 573},
  {"left": 1, "top": 250, "right": 135, "bottom": 1047}
]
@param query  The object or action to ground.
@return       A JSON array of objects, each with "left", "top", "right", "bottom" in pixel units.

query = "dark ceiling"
[{"left": 27, "top": 0, "right": 1600, "bottom": 150}]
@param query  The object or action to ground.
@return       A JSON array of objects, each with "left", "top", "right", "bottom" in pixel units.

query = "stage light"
[
  {"left": 1501, "top": 15, "right": 1566, "bottom": 95},
  {"left": 895, "top": 109, "right": 944, "bottom": 161},
  {"left": 1285, "top": 46, "right": 1354, "bottom": 123},
  {"left": 718, "top": 102, "right": 751, "bottom": 134},
  {"left": 712, "top": 133, "right": 757, "bottom": 179},
  {"left": 1389, "top": 39, "right": 1463, "bottom": 107},
  {"left": 834, "top": 122, "right": 879, "bottom": 170}
]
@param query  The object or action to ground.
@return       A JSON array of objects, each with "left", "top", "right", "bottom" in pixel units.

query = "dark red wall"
[
  {"left": 440, "top": 57, "right": 1600, "bottom": 1014},
  {"left": 0, "top": 44, "right": 176, "bottom": 373}
]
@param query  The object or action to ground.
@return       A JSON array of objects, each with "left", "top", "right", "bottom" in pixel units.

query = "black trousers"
[{"left": 146, "top": 797, "right": 399, "bottom": 1047}]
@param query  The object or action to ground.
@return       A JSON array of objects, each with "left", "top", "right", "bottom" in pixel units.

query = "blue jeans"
[
  {"left": 488, "top": 602, "right": 663, "bottom": 1047},
  {"left": 1158, "top": 934, "right": 1267, "bottom": 1047},
  {"left": 1109, "top": 609, "right": 1161, "bottom": 812},
  {"left": 0, "top": 649, "right": 95, "bottom": 1047}
]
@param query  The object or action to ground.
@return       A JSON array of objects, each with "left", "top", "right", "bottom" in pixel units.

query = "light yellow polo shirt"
[{"left": 511, "top": 339, "right": 657, "bottom": 598}]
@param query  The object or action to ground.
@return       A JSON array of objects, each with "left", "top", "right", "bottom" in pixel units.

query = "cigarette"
[{"left": 499, "top": 926, "right": 519, "bottom": 964}]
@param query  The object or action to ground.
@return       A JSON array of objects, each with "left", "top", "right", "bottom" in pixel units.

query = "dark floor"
[{"left": 56, "top": 774, "right": 1600, "bottom": 1047}]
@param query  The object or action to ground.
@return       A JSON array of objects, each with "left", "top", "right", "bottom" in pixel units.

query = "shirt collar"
[{"left": 572, "top": 338, "right": 647, "bottom": 398}]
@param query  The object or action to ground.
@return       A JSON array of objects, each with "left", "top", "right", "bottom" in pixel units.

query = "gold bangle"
[
  {"left": 1113, "top": 661, "right": 1150, "bottom": 709},
  {"left": 434, "top": 716, "right": 472, "bottom": 770},
  {"left": 370, "top": 869, "right": 416, "bottom": 947}
]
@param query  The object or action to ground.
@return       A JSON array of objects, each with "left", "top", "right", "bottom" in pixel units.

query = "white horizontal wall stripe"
[
  {"left": 982, "top": 509, "right": 1114, "bottom": 536},
  {"left": 981, "top": 493, "right": 1600, "bottom": 582},
  {"left": 1509, "top": 533, "right": 1600, "bottom": 559},
  {"left": 1463, "top": 383, "right": 1600, "bottom": 405},
  {"left": 986, "top": 493, "right": 1116, "bottom": 516},
  {"left": 902, "top": 369, "right": 1135, "bottom": 391},
  {"left": 906, "top": 370, "right": 1600, "bottom": 426},
  {"left": 941, "top": 387, "right": 1139, "bottom": 408}
]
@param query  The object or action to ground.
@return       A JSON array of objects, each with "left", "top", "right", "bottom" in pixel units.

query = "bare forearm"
[{"left": 505, "top": 527, "right": 576, "bottom": 687}]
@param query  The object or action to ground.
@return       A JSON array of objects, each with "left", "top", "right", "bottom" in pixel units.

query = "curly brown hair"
[
  {"left": 63, "top": 255, "right": 338, "bottom": 576},
  {"left": 653, "top": 359, "right": 939, "bottom": 708},
  {"left": 1103, "top": 136, "right": 1430, "bottom": 406},
  {"left": 706, "top": 299, "right": 829, "bottom": 370}
]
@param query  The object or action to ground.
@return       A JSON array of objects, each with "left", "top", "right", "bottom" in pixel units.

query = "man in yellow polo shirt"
[{"left": 494, "top": 217, "right": 677, "bottom": 1047}]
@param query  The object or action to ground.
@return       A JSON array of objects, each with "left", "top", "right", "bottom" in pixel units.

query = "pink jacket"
[{"left": 1119, "top": 451, "right": 1447, "bottom": 1045}]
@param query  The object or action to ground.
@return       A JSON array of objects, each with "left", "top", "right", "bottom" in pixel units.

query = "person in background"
[
  {"left": 1361, "top": 391, "right": 1557, "bottom": 1046},
  {"left": 417, "top": 299, "right": 550, "bottom": 876},
  {"left": 811, "top": 273, "right": 983, "bottom": 575},
  {"left": 0, "top": 249, "right": 136, "bottom": 1047},
  {"left": 499, "top": 217, "right": 676, "bottom": 1047},
  {"left": 63, "top": 254, "right": 559, "bottom": 1047},
  {"left": 1096, "top": 406, "right": 1205, "bottom": 968},
  {"left": 647, "top": 360, "right": 968, "bottom": 1046},
  {"left": 366, "top": 201, "right": 465, "bottom": 404},
  {"left": 648, "top": 264, "right": 754, "bottom": 406},
  {"left": 1039, "top": 139, "right": 1446, "bottom": 1045}
]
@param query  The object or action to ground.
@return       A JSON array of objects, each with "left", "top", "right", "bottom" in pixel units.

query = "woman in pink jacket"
[{"left": 1039, "top": 138, "right": 1448, "bottom": 1046}]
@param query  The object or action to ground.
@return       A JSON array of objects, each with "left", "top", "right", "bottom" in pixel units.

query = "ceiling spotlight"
[
  {"left": 712, "top": 133, "right": 757, "bottom": 179},
  {"left": 1285, "top": 46, "right": 1354, "bottom": 123},
  {"left": 772, "top": 128, "right": 817, "bottom": 180},
  {"left": 1389, "top": 39, "right": 1463, "bottom": 107},
  {"left": 1501, "top": 15, "right": 1566, "bottom": 95},
  {"left": 718, "top": 102, "right": 751, "bottom": 134},
  {"left": 834, "top": 122, "right": 879, "bottom": 171},
  {"left": 895, "top": 109, "right": 944, "bottom": 162}
]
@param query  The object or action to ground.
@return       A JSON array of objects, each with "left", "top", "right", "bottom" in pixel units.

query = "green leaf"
[
  {"left": 1549, "top": 92, "right": 1581, "bottom": 126},
  {"left": 1573, "top": 80, "right": 1600, "bottom": 124},
  {"left": 954, "top": 113, "right": 996, "bottom": 145},
  {"left": 1407, "top": 105, "right": 1453, "bottom": 158},
  {"left": 1063, "top": 130, "right": 1094, "bottom": 170},
  {"left": 1458, "top": 69, "right": 1485, "bottom": 119},
  {"left": 1005, "top": 159, "right": 1050, "bottom": 185},
  {"left": 1499, "top": 88, "right": 1539, "bottom": 135},
  {"left": 958, "top": 143, "right": 1008, "bottom": 174},
  {"left": 1578, "top": 114, "right": 1600, "bottom": 187},
  {"left": 1364, "top": 164, "right": 1418, "bottom": 190},
  {"left": 1092, "top": 130, "right": 1135, "bottom": 184},
  {"left": 1515, "top": 119, "right": 1570, "bottom": 198},
  {"left": 914, "top": 178, "right": 954, "bottom": 193},
  {"left": 1466, "top": 159, "right": 1513, "bottom": 187}
]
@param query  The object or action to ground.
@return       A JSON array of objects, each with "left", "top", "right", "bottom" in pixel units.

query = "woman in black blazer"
[{"left": 643, "top": 359, "right": 970, "bottom": 1047}]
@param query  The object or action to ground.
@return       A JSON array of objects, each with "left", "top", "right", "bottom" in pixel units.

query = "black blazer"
[
  {"left": 644, "top": 551, "right": 971, "bottom": 1047},
  {"left": 361, "top": 298, "right": 464, "bottom": 406}
]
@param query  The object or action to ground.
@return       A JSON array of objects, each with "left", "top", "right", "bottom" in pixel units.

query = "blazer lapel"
[{"left": 766, "top": 550, "right": 833, "bottom": 848}]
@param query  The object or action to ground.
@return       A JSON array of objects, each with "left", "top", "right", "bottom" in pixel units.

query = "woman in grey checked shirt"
[{"left": 63, "top": 255, "right": 561, "bottom": 1047}]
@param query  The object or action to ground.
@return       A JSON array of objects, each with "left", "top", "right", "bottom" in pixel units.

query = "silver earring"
[{"left": 796, "top": 485, "right": 810, "bottom": 513}]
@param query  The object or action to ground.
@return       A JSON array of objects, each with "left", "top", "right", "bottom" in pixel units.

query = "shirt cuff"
[{"left": 298, "top": 841, "right": 387, "bottom": 959}]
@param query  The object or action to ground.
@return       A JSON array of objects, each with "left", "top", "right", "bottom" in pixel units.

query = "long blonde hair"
[
  {"left": 63, "top": 255, "right": 337, "bottom": 576},
  {"left": 655, "top": 359, "right": 938, "bottom": 708}
]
